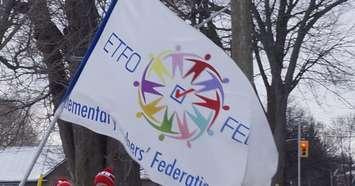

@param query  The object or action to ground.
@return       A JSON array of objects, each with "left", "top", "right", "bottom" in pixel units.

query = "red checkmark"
[{"left": 175, "top": 88, "right": 195, "bottom": 98}]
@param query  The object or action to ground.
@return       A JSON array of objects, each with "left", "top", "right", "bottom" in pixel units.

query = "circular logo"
[{"left": 134, "top": 46, "right": 229, "bottom": 147}]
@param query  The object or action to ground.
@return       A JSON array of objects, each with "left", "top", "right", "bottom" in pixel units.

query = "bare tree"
[
  {"left": 329, "top": 114, "right": 355, "bottom": 186},
  {"left": 250, "top": 0, "right": 354, "bottom": 184},
  {"left": 0, "top": 0, "right": 141, "bottom": 185},
  {"left": 161, "top": 1, "right": 355, "bottom": 185},
  {"left": 160, "top": 0, "right": 231, "bottom": 50},
  {"left": 285, "top": 104, "right": 344, "bottom": 186},
  {"left": 2, "top": 0, "right": 354, "bottom": 185},
  {"left": 0, "top": 0, "right": 40, "bottom": 148},
  {"left": 0, "top": 99, "right": 38, "bottom": 148}
]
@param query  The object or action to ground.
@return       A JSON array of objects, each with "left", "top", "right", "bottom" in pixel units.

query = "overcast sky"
[
  {"left": 251, "top": 2, "right": 355, "bottom": 126},
  {"left": 296, "top": 4, "right": 355, "bottom": 125}
]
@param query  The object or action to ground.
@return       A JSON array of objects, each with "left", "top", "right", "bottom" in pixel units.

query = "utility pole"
[
  {"left": 349, "top": 126, "right": 353, "bottom": 186},
  {"left": 298, "top": 123, "right": 301, "bottom": 186},
  {"left": 330, "top": 170, "right": 333, "bottom": 186},
  {"left": 231, "top": 0, "right": 253, "bottom": 82}
]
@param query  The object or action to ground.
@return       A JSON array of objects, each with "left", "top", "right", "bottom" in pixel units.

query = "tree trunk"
[
  {"left": 63, "top": 1, "right": 108, "bottom": 185},
  {"left": 231, "top": 0, "right": 253, "bottom": 82},
  {"left": 268, "top": 80, "right": 288, "bottom": 186},
  {"left": 28, "top": 0, "right": 141, "bottom": 185}
]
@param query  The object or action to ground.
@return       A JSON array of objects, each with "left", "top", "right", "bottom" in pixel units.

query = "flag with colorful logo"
[{"left": 59, "top": 0, "right": 278, "bottom": 185}]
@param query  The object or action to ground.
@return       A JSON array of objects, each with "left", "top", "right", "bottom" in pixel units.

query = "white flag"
[{"left": 59, "top": 0, "right": 278, "bottom": 185}]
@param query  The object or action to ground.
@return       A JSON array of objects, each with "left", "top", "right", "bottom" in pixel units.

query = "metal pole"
[
  {"left": 195, "top": 2, "right": 231, "bottom": 29},
  {"left": 349, "top": 126, "right": 353, "bottom": 186},
  {"left": 330, "top": 170, "right": 333, "bottom": 186},
  {"left": 19, "top": 104, "right": 64, "bottom": 186},
  {"left": 298, "top": 123, "right": 301, "bottom": 186}
]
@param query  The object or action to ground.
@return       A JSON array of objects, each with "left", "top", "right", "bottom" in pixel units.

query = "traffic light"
[{"left": 300, "top": 140, "right": 309, "bottom": 158}]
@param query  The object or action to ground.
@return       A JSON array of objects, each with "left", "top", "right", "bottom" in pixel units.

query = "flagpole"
[
  {"left": 19, "top": 104, "right": 64, "bottom": 186},
  {"left": 195, "top": 3, "right": 231, "bottom": 29}
]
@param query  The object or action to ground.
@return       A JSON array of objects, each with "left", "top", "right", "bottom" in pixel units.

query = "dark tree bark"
[
  {"left": 24, "top": 0, "right": 141, "bottom": 185},
  {"left": 250, "top": 0, "right": 350, "bottom": 185},
  {"left": 267, "top": 84, "right": 288, "bottom": 185},
  {"left": 62, "top": 1, "right": 107, "bottom": 185}
]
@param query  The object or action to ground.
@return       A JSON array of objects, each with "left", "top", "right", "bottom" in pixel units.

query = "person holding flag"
[{"left": 94, "top": 167, "right": 116, "bottom": 186}]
